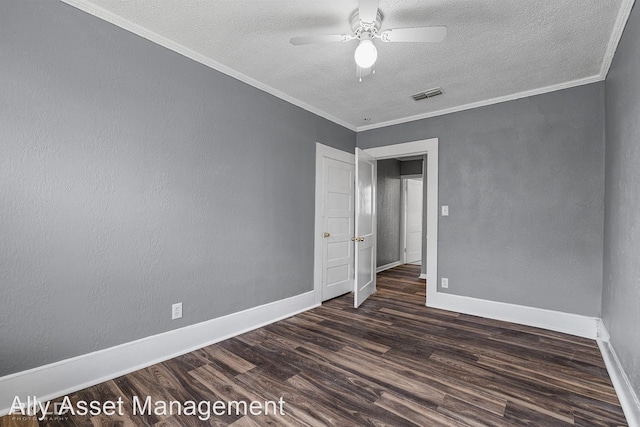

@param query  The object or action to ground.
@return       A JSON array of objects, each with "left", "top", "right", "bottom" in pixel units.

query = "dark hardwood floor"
[{"left": 2, "top": 264, "right": 627, "bottom": 426}]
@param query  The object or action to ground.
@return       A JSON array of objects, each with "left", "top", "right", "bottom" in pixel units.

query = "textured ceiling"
[{"left": 63, "top": 0, "right": 633, "bottom": 131}]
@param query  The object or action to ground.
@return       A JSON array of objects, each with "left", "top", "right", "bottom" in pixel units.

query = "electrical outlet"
[
  {"left": 441, "top": 205, "right": 449, "bottom": 216},
  {"left": 172, "top": 302, "right": 182, "bottom": 320},
  {"left": 441, "top": 278, "right": 449, "bottom": 289}
]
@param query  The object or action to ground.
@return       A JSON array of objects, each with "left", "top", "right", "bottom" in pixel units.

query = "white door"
[
  {"left": 321, "top": 157, "right": 355, "bottom": 301},
  {"left": 404, "top": 178, "right": 423, "bottom": 264},
  {"left": 354, "top": 148, "right": 377, "bottom": 308}
]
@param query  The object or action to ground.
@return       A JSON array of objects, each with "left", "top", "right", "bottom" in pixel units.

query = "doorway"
[
  {"left": 354, "top": 139, "right": 438, "bottom": 307},
  {"left": 375, "top": 159, "right": 423, "bottom": 273},
  {"left": 402, "top": 175, "right": 423, "bottom": 265},
  {"left": 314, "top": 139, "right": 438, "bottom": 308}
]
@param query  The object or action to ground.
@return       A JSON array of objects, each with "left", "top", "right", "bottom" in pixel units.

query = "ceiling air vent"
[{"left": 412, "top": 87, "right": 443, "bottom": 101}]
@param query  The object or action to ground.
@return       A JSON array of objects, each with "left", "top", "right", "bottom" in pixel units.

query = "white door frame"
[
  {"left": 362, "top": 138, "right": 438, "bottom": 307},
  {"left": 315, "top": 139, "right": 438, "bottom": 307},
  {"left": 401, "top": 174, "right": 423, "bottom": 264},
  {"left": 314, "top": 143, "right": 355, "bottom": 305}
]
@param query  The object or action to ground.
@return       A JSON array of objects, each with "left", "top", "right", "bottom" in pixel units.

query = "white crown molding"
[
  {"left": 59, "top": 0, "right": 358, "bottom": 132},
  {"left": 356, "top": 74, "right": 603, "bottom": 132},
  {"left": 0, "top": 291, "right": 317, "bottom": 417},
  {"left": 352, "top": 0, "right": 635, "bottom": 132},
  {"left": 600, "top": 0, "right": 637, "bottom": 78},
  {"left": 60, "top": 0, "right": 634, "bottom": 134},
  {"left": 597, "top": 322, "right": 640, "bottom": 427}
]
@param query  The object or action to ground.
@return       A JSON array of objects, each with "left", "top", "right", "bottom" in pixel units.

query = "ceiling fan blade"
[
  {"left": 290, "top": 34, "right": 353, "bottom": 45},
  {"left": 379, "top": 26, "right": 447, "bottom": 43},
  {"left": 358, "top": 0, "right": 379, "bottom": 24}
]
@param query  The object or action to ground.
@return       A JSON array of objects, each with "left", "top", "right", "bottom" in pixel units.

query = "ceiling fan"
[{"left": 290, "top": 0, "right": 447, "bottom": 80}]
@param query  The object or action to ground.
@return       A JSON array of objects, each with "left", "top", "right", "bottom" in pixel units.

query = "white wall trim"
[
  {"left": 364, "top": 139, "right": 438, "bottom": 160},
  {"left": 358, "top": 0, "right": 633, "bottom": 134},
  {"left": 597, "top": 323, "right": 640, "bottom": 427},
  {"left": 400, "top": 175, "right": 406, "bottom": 265},
  {"left": 62, "top": 0, "right": 634, "bottom": 134},
  {"left": 314, "top": 143, "right": 355, "bottom": 305},
  {"left": 419, "top": 273, "right": 427, "bottom": 280},
  {"left": 364, "top": 138, "right": 438, "bottom": 307},
  {"left": 376, "top": 261, "right": 402, "bottom": 273},
  {"left": 61, "top": 0, "right": 634, "bottom": 134},
  {"left": 428, "top": 291, "right": 599, "bottom": 339},
  {"left": 59, "top": 0, "right": 357, "bottom": 132},
  {"left": 357, "top": 75, "right": 603, "bottom": 132},
  {"left": 600, "top": 0, "right": 637, "bottom": 78},
  {"left": 401, "top": 174, "right": 423, "bottom": 180},
  {"left": 0, "top": 291, "right": 317, "bottom": 417},
  {"left": 596, "top": 318, "right": 611, "bottom": 342}
]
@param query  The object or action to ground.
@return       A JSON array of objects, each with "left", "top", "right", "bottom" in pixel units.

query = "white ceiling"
[{"left": 63, "top": 0, "right": 634, "bottom": 131}]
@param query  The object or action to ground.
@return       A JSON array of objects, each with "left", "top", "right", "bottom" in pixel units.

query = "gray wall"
[
  {"left": 603, "top": 3, "right": 640, "bottom": 398},
  {"left": 376, "top": 159, "right": 402, "bottom": 266},
  {"left": 0, "top": 0, "right": 355, "bottom": 376},
  {"left": 400, "top": 160, "right": 423, "bottom": 176},
  {"left": 358, "top": 83, "right": 606, "bottom": 316}
]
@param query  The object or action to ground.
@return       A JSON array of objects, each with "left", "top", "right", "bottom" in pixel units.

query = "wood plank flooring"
[{"left": 1, "top": 264, "right": 627, "bottom": 426}]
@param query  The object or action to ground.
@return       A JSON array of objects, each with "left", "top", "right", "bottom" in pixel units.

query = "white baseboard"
[
  {"left": 419, "top": 273, "right": 427, "bottom": 280},
  {"left": 427, "top": 291, "right": 599, "bottom": 339},
  {"left": 376, "top": 261, "right": 402, "bottom": 273},
  {"left": 427, "top": 289, "right": 640, "bottom": 422},
  {"left": 597, "top": 323, "right": 640, "bottom": 427},
  {"left": 0, "top": 291, "right": 317, "bottom": 417}
]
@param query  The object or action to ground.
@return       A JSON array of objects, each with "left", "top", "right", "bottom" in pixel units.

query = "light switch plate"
[{"left": 442, "top": 205, "right": 449, "bottom": 216}]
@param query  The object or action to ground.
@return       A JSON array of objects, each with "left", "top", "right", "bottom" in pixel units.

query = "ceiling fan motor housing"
[{"left": 350, "top": 9, "right": 383, "bottom": 37}]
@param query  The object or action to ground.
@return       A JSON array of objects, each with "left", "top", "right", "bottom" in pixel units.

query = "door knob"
[
  {"left": 351, "top": 237, "right": 357, "bottom": 242},
  {"left": 323, "top": 232, "right": 330, "bottom": 238},
  {"left": 358, "top": 237, "right": 365, "bottom": 242}
]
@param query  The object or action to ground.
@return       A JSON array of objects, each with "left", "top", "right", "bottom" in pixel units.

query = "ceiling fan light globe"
[{"left": 354, "top": 40, "right": 377, "bottom": 69}]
